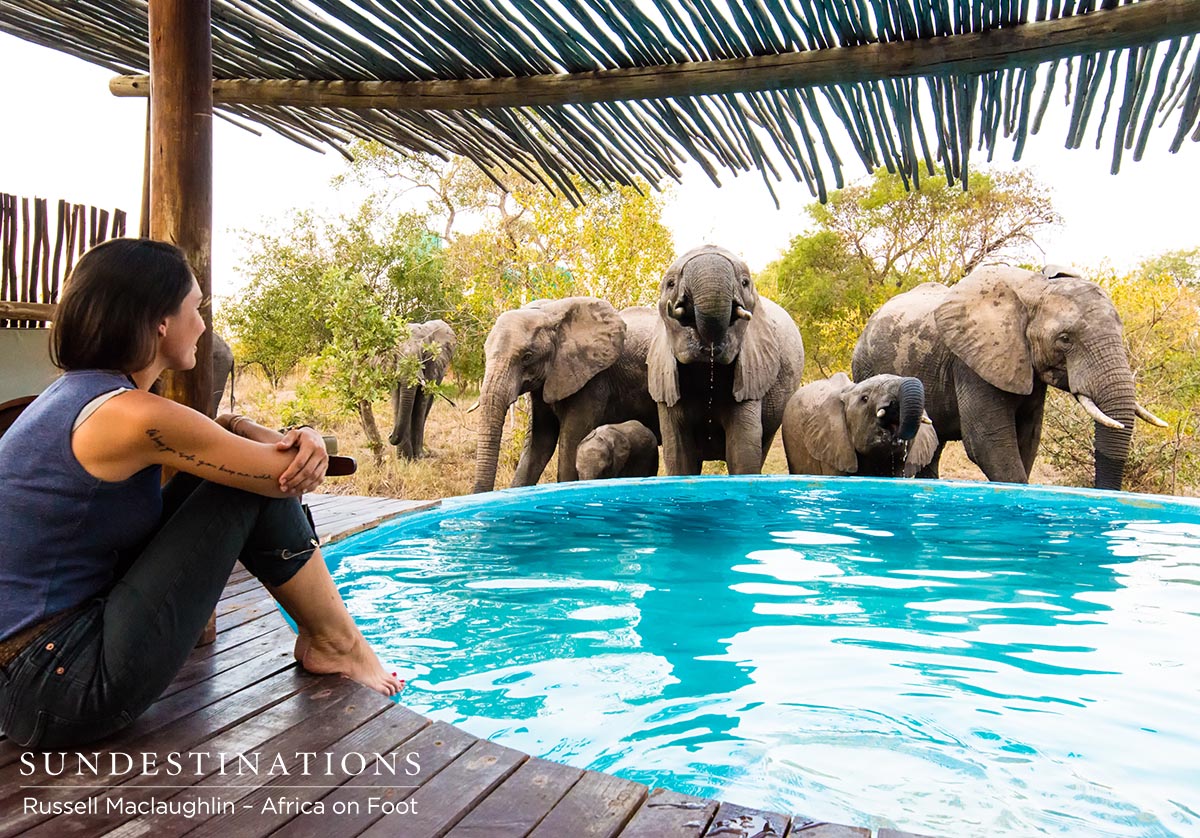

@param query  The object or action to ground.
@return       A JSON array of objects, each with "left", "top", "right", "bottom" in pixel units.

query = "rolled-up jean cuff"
[
  {"left": 242, "top": 542, "right": 317, "bottom": 587},
  {"left": 238, "top": 497, "right": 320, "bottom": 587}
]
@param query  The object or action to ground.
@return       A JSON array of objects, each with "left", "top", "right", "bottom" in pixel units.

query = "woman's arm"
[{"left": 73, "top": 391, "right": 327, "bottom": 497}]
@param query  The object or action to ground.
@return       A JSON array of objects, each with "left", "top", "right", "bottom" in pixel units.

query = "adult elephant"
[
  {"left": 472, "top": 298, "right": 659, "bottom": 494},
  {"left": 851, "top": 265, "right": 1167, "bottom": 490},
  {"left": 648, "top": 244, "right": 804, "bottom": 475},
  {"left": 210, "top": 333, "right": 234, "bottom": 416},
  {"left": 389, "top": 319, "right": 456, "bottom": 460},
  {"left": 782, "top": 373, "right": 937, "bottom": 477}
]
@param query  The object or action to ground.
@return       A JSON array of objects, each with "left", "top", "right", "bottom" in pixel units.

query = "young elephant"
[
  {"left": 575, "top": 420, "right": 659, "bottom": 481},
  {"left": 782, "top": 373, "right": 937, "bottom": 477},
  {"left": 648, "top": 244, "right": 804, "bottom": 475}
]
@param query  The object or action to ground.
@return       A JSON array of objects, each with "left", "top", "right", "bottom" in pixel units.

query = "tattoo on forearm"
[{"left": 146, "top": 429, "right": 274, "bottom": 481}]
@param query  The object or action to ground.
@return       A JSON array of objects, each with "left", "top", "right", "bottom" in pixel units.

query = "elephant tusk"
[
  {"left": 921, "top": 412, "right": 933, "bottom": 425},
  {"left": 672, "top": 304, "right": 686, "bottom": 319},
  {"left": 735, "top": 305, "right": 753, "bottom": 321},
  {"left": 876, "top": 408, "right": 886, "bottom": 419},
  {"left": 1075, "top": 394, "right": 1125, "bottom": 430},
  {"left": 466, "top": 400, "right": 480, "bottom": 414},
  {"left": 1135, "top": 402, "right": 1169, "bottom": 428}
]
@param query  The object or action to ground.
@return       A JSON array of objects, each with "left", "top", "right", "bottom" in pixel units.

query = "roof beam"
[{"left": 110, "top": 0, "right": 1200, "bottom": 110}]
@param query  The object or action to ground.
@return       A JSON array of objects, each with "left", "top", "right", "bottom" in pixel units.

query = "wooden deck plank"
[
  {"left": 357, "top": 738, "right": 527, "bottom": 837},
  {"left": 25, "top": 677, "right": 370, "bottom": 838},
  {"left": 617, "top": 788, "right": 718, "bottom": 837},
  {"left": 526, "top": 770, "right": 648, "bottom": 838},
  {"left": 788, "top": 821, "right": 871, "bottom": 837},
  {"left": 697, "top": 801, "right": 791, "bottom": 836},
  {"left": 160, "top": 624, "right": 295, "bottom": 698},
  {"left": 271, "top": 719, "right": 479, "bottom": 838},
  {"left": 0, "top": 667, "right": 314, "bottom": 836},
  {"left": 99, "top": 680, "right": 393, "bottom": 838},
  {"left": 185, "top": 705, "right": 430, "bottom": 837},
  {"left": 187, "top": 611, "right": 285, "bottom": 662},
  {"left": 443, "top": 757, "right": 585, "bottom": 838}
]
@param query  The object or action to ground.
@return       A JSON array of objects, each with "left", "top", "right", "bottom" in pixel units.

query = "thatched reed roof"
[{"left": 3, "top": 1, "right": 1199, "bottom": 202}]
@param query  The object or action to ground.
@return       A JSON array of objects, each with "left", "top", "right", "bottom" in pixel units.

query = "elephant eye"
[
  {"left": 666, "top": 279, "right": 675, "bottom": 289},
  {"left": 1057, "top": 332, "right": 1072, "bottom": 345},
  {"left": 741, "top": 278, "right": 750, "bottom": 288}
]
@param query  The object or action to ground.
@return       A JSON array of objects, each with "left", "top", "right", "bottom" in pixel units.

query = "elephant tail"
[{"left": 897, "top": 377, "right": 925, "bottom": 442}]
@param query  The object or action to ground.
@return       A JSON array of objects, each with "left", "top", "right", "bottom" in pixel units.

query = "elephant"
[
  {"left": 647, "top": 244, "right": 804, "bottom": 475},
  {"left": 210, "top": 332, "right": 234, "bottom": 416},
  {"left": 389, "top": 319, "right": 456, "bottom": 459},
  {"left": 472, "top": 298, "right": 660, "bottom": 494},
  {"left": 782, "top": 373, "right": 938, "bottom": 477},
  {"left": 851, "top": 264, "right": 1167, "bottom": 490},
  {"left": 576, "top": 420, "right": 660, "bottom": 481}
]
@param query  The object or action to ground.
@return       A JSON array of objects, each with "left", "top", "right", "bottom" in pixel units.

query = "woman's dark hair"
[{"left": 51, "top": 238, "right": 194, "bottom": 372}]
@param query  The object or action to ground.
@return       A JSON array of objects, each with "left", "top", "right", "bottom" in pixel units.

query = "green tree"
[{"left": 763, "top": 166, "right": 1060, "bottom": 376}]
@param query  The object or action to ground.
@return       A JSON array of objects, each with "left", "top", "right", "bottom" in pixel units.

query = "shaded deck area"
[{"left": 2, "top": 493, "right": 931, "bottom": 838}]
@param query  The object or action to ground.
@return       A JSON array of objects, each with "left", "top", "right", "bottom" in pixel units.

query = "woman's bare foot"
[
  {"left": 293, "top": 629, "right": 311, "bottom": 664},
  {"left": 298, "top": 631, "right": 405, "bottom": 697}
]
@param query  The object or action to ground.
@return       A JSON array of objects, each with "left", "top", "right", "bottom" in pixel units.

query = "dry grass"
[{"left": 231, "top": 368, "right": 1069, "bottom": 499}]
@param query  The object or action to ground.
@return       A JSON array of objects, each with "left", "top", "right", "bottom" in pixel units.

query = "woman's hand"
[{"left": 276, "top": 427, "right": 329, "bottom": 495}]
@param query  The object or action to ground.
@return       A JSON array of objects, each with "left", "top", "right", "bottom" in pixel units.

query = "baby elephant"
[
  {"left": 782, "top": 373, "right": 938, "bottom": 477},
  {"left": 576, "top": 421, "right": 659, "bottom": 481}
]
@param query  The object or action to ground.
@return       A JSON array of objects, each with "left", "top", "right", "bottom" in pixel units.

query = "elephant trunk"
[
  {"left": 896, "top": 377, "right": 925, "bottom": 442},
  {"left": 472, "top": 364, "right": 520, "bottom": 494},
  {"left": 390, "top": 386, "right": 416, "bottom": 457},
  {"left": 690, "top": 283, "right": 732, "bottom": 348},
  {"left": 1074, "top": 341, "right": 1136, "bottom": 491}
]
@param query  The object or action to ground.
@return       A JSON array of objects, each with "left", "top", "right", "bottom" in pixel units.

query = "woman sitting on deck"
[{"left": 0, "top": 238, "right": 403, "bottom": 750}]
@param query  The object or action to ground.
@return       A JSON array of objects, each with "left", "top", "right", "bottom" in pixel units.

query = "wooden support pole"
[
  {"left": 148, "top": 0, "right": 213, "bottom": 416},
  {"left": 111, "top": 0, "right": 1200, "bottom": 110}
]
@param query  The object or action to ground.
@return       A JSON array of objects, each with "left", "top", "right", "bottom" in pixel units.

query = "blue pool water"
[{"left": 321, "top": 477, "right": 1200, "bottom": 837}]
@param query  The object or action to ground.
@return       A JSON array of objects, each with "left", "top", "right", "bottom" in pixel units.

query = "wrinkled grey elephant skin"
[
  {"left": 576, "top": 420, "right": 659, "bottom": 480},
  {"left": 783, "top": 373, "right": 936, "bottom": 477},
  {"left": 211, "top": 333, "right": 234, "bottom": 416},
  {"left": 852, "top": 265, "right": 1160, "bottom": 490},
  {"left": 648, "top": 244, "right": 805, "bottom": 475},
  {"left": 473, "top": 299, "right": 660, "bottom": 494},
  {"left": 390, "top": 319, "right": 456, "bottom": 460}
]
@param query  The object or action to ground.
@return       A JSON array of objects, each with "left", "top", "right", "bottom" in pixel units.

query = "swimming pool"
[{"left": 321, "top": 476, "right": 1200, "bottom": 837}]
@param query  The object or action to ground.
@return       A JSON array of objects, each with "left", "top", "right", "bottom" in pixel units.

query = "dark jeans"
[{"left": 0, "top": 475, "right": 317, "bottom": 749}]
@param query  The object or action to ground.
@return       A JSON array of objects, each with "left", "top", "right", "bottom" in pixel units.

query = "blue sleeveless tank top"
[{"left": 0, "top": 370, "right": 163, "bottom": 639}]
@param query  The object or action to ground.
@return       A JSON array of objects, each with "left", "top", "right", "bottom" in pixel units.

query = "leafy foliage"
[{"left": 761, "top": 166, "right": 1060, "bottom": 376}]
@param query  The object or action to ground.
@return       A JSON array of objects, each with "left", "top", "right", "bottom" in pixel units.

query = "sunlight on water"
[{"left": 322, "top": 476, "right": 1200, "bottom": 838}]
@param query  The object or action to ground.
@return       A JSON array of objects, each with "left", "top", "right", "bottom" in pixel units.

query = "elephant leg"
[
  {"left": 512, "top": 397, "right": 559, "bottom": 487},
  {"left": 555, "top": 408, "right": 598, "bottom": 483},
  {"left": 1016, "top": 387, "right": 1046, "bottom": 478},
  {"left": 955, "top": 371, "right": 1028, "bottom": 483},
  {"left": 726, "top": 400, "right": 765, "bottom": 475},
  {"left": 412, "top": 388, "right": 434, "bottom": 459},
  {"left": 659, "top": 404, "right": 700, "bottom": 476}
]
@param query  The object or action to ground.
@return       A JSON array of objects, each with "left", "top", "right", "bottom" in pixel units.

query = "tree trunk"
[{"left": 358, "top": 400, "right": 385, "bottom": 466}]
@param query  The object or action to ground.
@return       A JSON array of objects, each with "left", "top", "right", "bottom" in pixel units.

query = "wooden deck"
[{"left": 2, "top": 494, "right": 933, "bottom": 838}]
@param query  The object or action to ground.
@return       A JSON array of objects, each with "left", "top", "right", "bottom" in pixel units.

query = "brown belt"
[{"left": 0, "top": 605, "right": 86, "bottom": 669}]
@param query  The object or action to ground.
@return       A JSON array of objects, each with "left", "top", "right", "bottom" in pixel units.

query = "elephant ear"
[
  {"left": 544, "top": 298, "right": 625, "bottom": 403},
  {"left": 903, "top": 418, "right": 939, "bottom": 477},
  {"left": 799, "top": 373, "right": 858, "bottom": 474},
  {"left": 934, "top": 270, "right": 1034, "bottom": 395},
  {"left": 733, "top": 297, "right": 782, "bottom": 402},
  {"left": 647, "top": 317, "right": 680, "bottom": 406}
]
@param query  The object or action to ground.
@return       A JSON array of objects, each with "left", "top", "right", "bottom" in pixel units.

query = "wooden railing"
[{"left": 0, "top": 193, "right": 127, "bottom": 328}]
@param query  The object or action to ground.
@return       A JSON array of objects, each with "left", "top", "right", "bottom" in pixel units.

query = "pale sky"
[{"left": 2, "top": 30, "right": 1198, "bottom": 307}]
